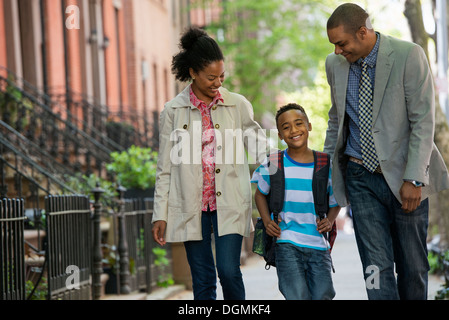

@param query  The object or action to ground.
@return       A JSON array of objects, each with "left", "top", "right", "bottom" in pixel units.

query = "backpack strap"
[
  {"left": 312, "top": 151, "right": 337, "bottom": 258},
  {"left": 267, "top": 150, "right": 285, "bottom": 221},
  {"left": 312, "top": 151, "right": 330, "bottom": 220},
  {"left": 263, "top": 150, "right": 285, "bottom": 270}
]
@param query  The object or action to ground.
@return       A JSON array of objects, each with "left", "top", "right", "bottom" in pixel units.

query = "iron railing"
[
  {"left": 45, "top": 194, "right": 92, "bottom": 300},
  {"left": 0, "top": 73, "right": 118, "bottom": 178},
  {"left": 0, "top": 198, "right": 26, "bottom": 300},
  {"left": 124, "top": 198, "right": 152, "bottom": 293},
  {"left": 108, "top": 195, "right": 169, "bottom": 295},
  {"left": 51, "top": 90, "right": 159, "bottom": 150},
  {"left": 0, "top": 121, "right": 76, "bottom": 198},
  {"left": 1, "top": 193, "right": 168, "bottom": 300}
]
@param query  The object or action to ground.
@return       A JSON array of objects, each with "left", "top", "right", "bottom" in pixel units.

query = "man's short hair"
[{"left": 327, "top": 3, "right": 370, "bottom": 35}]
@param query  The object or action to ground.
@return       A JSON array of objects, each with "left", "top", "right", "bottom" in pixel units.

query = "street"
[{"left": 167, "top": 227, "right": 445, "bottom": 300}]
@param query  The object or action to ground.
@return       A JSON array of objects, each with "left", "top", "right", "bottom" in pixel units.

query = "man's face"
[{"left": 327, "top": 25, "right": 366, "bottom": 63}]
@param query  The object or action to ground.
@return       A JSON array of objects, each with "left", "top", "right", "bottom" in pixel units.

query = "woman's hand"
[{"left": 152, "top": 220, "right": 167, "bottom": 246}]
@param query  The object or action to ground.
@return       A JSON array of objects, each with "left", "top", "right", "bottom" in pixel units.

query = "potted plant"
[{"left": 106, "top": 145, "right": 158, "bottom": 199}]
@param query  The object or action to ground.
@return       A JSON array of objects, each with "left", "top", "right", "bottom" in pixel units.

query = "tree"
[
  {"left": 204, "top": 0, "right": 337, "bottom": 119},
  {"left": 404, "top": 0, "right": 449, "bottom": 246},
  {"left": 279, "top": 62, "right": 331, "bottom": 151}
]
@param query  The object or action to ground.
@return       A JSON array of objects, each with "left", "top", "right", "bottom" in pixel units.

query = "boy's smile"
[{"left": 277, "top": 109, "right": 312, "bottom": 150}]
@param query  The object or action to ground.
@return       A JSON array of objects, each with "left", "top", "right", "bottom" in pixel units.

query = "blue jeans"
[
  {"left": 346, "top": 160, "right": 430, "bottom": 300},
  {"left": 184, "top": 210, "right": 245, "bottom": 300},
  {"left": 275, "top": 243, "right": 335, "bottom": 300}
]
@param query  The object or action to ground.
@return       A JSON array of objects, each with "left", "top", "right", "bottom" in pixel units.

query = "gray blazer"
[{"left": 323, "top": 33, "right": 449, "bottom": 207}]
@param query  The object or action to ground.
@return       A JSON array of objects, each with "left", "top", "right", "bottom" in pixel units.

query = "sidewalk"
[{"left": 163, "top": 228, "right": 445, "bottom": 300}]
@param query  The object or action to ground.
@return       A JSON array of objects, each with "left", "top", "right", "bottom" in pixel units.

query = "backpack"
[{"left": 252, "top": 150, "right": 337, "bottom": 270}]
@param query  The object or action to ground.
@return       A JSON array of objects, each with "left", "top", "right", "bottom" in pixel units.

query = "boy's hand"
[
  {"left": 265, "top": 219, "right": 282, "bottom": 238},
  {"left": 317, "top": 218, "right": 332, "bottom": 234}
]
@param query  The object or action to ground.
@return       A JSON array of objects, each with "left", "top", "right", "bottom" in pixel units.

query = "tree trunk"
[{"left": 404, "top": 0, "right": 429, "bottom": 58}]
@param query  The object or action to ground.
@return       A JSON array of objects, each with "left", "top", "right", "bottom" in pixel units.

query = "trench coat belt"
[{"left": 349, "top": 156, "right": 383, "bottom": 174}]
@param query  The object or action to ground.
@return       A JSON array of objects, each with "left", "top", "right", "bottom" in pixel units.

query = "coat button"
[
  {"left": 183, "top": 124, "right": 188, "bottom": 129},
  {"left": 215, "top": 169, "right": 220, "bottom": 174},
  {"left": 217, "top": 145, "right": 222, "bottom": 151},
  {"left": 216, "top": 191, "right": 222, "bottom": 197},
  {"left": 215, "top": 124, "right": 220, "bottom": 129},
  {"left": 212, "top": 106, "right": 217, "bottom": 110}
]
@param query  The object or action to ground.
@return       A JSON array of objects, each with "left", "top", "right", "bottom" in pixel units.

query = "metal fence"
[
  {"left": 108, "top": 197, "right": 171, "bottom": 295},
  {"left": 45, "top": 195, "right": 92, "bottom": 300},
  {"left": 1, "top": 193, "right": 168, "bottom": 300},
  {"left": 123, "top": 198, "right": 148, "bottom": 292},
  {"left": 0, "top": 198, "right": 26, "bottom": 300}
]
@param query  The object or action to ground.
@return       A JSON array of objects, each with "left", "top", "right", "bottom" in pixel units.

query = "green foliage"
[
  {"left": 429, "top": 250, "right": 449, "bottom": 274},
  {"left": 205, "top": 0, "right": 336, "bottom": 118},
  {"left": 429, "top": 251, "right": 442, "bottom": 274},
  {"left": 0, "top": 77, "right": 34, "bottom": 129},
  {"left": 428, "top": 250, "right": 449, "bottom": 300},
  {"left": 102, "top": 244, "right": 118, "bottom": 272},
  {"left": 28, "top": 209, "right": 46, "bottom": 229},
  {"left": 435, "top": 286, "right": 449, "bottom": 300},
  {"left": 102, "top": 244, "right": 136, "bottom": 275},
  {"left": 64, "top": 173, "right": 118, "bottom": 211},
  {"left": 106, "top": 146, "right": 158, "bottom": 190},
  {"left": 152, "top": 247, "right": 174, "bottom": 288},
  {"left": 26, "top": 278, "right": 48, "bottom": 300},
  {"left": 153, "top": 247, "right": 169, "bottom": 267}
]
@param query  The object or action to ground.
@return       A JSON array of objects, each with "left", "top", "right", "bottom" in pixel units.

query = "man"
[{"left": 323, "top": 3, "right": 449, "bottom": 300}]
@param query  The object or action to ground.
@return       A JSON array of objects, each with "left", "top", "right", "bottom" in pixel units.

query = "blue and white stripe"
[{"left": 251, "top": 151, "right": 338, "bottom": 251}]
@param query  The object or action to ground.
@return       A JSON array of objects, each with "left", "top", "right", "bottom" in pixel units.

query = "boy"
[{"left": 251, "top": 103, "right": 340, "bottom": 300}]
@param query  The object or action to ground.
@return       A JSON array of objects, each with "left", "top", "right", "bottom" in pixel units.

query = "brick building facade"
[{"left": 0, "top": 0, "right": 219, "bottom": 131}]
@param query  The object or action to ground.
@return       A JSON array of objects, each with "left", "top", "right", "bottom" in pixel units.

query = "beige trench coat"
[{"left": 152, "top": 86, "right": 267, "bottom": 242}]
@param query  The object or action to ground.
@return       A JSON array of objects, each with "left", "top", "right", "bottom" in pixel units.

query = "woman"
[{"left": 152, "top": 27, "right": 266, "bottom": 300}]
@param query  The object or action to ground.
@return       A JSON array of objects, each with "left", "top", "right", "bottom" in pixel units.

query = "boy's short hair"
[{"left": 275, "top": 103, "right": 309, "bottom": 128}]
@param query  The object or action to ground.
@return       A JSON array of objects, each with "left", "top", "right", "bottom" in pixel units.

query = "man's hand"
[
  {"left": 152, "top": 220, "right": 167, "bottom": 246},
  {"left": 399, "top": 181, "right": 422, "bottom": 213}
]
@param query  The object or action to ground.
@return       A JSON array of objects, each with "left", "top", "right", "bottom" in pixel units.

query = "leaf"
[{"left": 107, "top": 146, "right": 158, "bottom": 189}]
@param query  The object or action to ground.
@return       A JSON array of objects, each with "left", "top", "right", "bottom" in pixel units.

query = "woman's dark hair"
[{"left": 171, "top": 26, "right": 224, "bottom": 82}]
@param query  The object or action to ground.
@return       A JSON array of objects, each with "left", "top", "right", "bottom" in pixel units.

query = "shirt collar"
[
  {"left": 189, "top": 85, "right": 224, "bottom": 109},
  {"left": 355, "top": 32, "right": 380, "bottom": 68}
]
